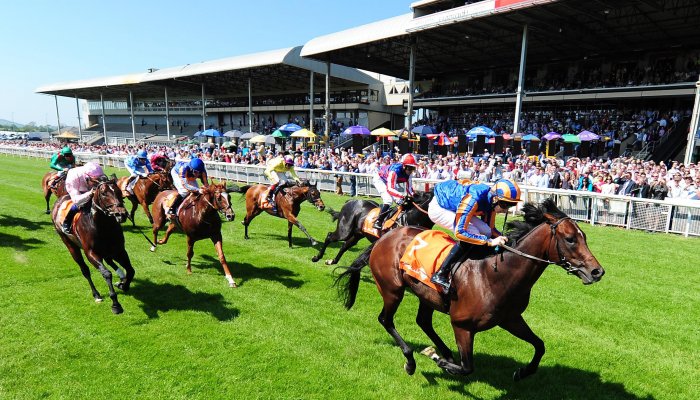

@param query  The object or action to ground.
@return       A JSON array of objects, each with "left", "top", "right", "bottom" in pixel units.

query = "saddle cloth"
[
  {"left": 362, "top": 207, "right": 401, "bottom": 238},
  {"left": 56, "top": 199, "right": 82, "bottom": 228},
  {"left": 399, "top": 230, "right": 456, "bottom": 291},
  {"left": 118, "top": 177, "right": 131, "bottom": 194},
  {"left": 259, "top": 188, "right": 273, "bottom": 209}
]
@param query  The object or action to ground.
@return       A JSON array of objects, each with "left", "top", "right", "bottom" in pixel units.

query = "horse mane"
[{"left": 505, "top": 198, "right": 568, "bottom": 244}]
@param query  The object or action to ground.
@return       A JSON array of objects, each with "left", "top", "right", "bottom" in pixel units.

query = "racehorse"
[
  {"left": 239, "top": 181, "right": 325, "bottom": 247},
  {"left": 51, "top": 176, "right": 134, "bottom": 315},
  {"left": 42, "top": 171, "right": 68, "bottom": 214},
  {"left": 312, "top": 191, "right": 435, "bottom": 265},
  {"left": 117, "top": 171, "right": 174, "bottom": 224},
  {"left": 335, "top": 199, "right": 604, "bottom": 379},
  {"left": 150, "top": 182, "right": 238, "bottom": 287}
]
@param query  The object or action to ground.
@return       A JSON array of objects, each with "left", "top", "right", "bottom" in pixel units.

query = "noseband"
[{"left": 91, "top": 181, "right": 122, "bottom": 216}]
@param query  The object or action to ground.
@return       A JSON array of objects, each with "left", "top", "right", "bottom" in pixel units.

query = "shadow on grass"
[
  {"left": 128, "top": 278, "right": 239, "bottom": 321},
  {"left": 257, "top": 232, "right": 319, "bottom": 248},
  {"left": 231, "top": 261, "right": 305, "bottom": 289},
  {"left": 0, "top": 232, "right": 46, "bottom": 250},
  {"left": 0, "top": 214, "right": 50, "bottom": 231}
]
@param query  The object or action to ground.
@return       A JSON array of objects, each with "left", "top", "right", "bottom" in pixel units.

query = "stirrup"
[
  {"left": 61, "top": 223, "right": 72, "bottom": 235},
  {"left": 430, "top": 273, "right": 450, "bottom": 290}
]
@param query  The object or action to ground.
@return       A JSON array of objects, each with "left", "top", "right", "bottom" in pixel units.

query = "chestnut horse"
[
  {"left": 51, "top": 176, "right": 134, "bottom": 314},
  {"left": 312, "top": 191, "right": 435, "bottom": 265},
  {"left": 150, "top": 183, "right": 238, "bottom": 287},
  {"left": 335, "top": 199, "right": 604, "bottom": 379},
  {"left": 42, "top": 171, "right": 68, "bottom": 214},
  {"left": 117, "top": 171, "right": 174, "bottom": 224},
  {"left": 239, "top": 181, "right": 325, "bottom": 247}
]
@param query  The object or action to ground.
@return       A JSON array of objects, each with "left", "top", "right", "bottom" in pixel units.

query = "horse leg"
[
  {"left": 128, "top": 197, "right": 138, "bottom": 226},
  {"left": 499, "top": 315, "right": 545, "bottom": 381},
  {"left": 111, "top": 248, "right": 136, "bottom": 292},
  {"left": 44, "top": 188, "right": 52, "bottom": 214},
  {"left": 326, "top": 234, "right": 361, "bottom": 266},
  {"left": 158, "top": 221, "right": 178, "bottom": 245},
  {"left": 377, "top": 291, "right": 417, "bottom": 375},
  {"left": 242, "top": 208, "right": 261, "bottom": 240},
  {"left": 287, "top": 221, "right": 294, "bottom": 248},
  {"left": 311, "top": 230, "right": 338, "bottom": 262},
  {"left": 416, "top": 301, "right": 455, "bottom": 363},
  {"left": 61, "top": 236, "right": 102, "bottom": 302},
  {"left": 434, "top": 323, "right": 475, "bottom": 376},
  {"left": 85, "top": 250, "right": 123, "bottom": 314},
  {"left": 211, "top": 235, "right": 236, "bottom": 288},
  {"left": 185, "top": 236, "right": 195, "bottom": 275},
  {"left": 286, "top": 214, "right": 317, "bottom": 246},
  {"left": 139, "top": 200, "right": 154, "bottom": 224}
]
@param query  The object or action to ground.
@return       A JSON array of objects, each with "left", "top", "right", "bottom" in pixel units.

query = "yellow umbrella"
[
  {"left": 249, "top": 134, "right": 267, "bottom": 143},
  {"left": 371, "top": 127, "right": 395, "bottom": 137},
  {"left": 290, "top": 129, "right": 316, "bottom": 138},
  {"left": 55, "top": 131, "right": 79, "bottom": 139}
]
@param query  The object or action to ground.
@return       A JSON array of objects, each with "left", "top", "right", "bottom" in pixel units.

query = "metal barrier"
[{"left": 2, "top": 145, "right": 699, "bottom": 237}]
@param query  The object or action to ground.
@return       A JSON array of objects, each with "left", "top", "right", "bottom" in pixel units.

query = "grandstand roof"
[
  {"left": 301, "top": 0, "right": 700, "bottom": 80},
  {"left": 36, "top": 47, "right": 382, "bottom": 101}
]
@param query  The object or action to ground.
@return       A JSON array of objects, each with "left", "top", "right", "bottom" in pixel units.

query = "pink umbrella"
[
  {"left": 578, "top": 130, "right": 600, "bottom": 141},
  {"left": 502, "top": 133, "right": 513, "bottom": 140}
]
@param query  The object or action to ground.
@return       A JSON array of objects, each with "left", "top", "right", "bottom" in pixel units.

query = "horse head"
[
  {"left": 204, "top": 181, "right": 235, "bottom": 222},
  {"left": 301, "top": 180, "right": 325, "bottom": 211},
  {"left": 153, "top": 171, "right": 175, "bottom": 190},
  {"left": 403, "top": 190, "right": 433, "bottom": 228},
  {"left": 92, "top": 175, "right": 128, "bottom": 223}
]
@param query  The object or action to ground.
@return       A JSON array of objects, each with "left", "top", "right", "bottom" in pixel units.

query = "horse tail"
[
  {"left": 238, "top": 185, "right": 252, "bottom": 196},
  {"left": 333, "top": 243, "right": 374, "bottom": 310},
  {"left": 325, "top": 207, "right": 340, "bottom": 221}
]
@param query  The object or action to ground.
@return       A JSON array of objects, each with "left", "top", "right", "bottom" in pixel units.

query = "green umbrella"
[
  {"left": 272, "top": 129, "right": 288, "bottom": 138},
  {"left": 562, "top": 134, "right": 581, "bottom": 144},
  {"left": 222, "top": 141, "right": 234, "bottom": 148}
]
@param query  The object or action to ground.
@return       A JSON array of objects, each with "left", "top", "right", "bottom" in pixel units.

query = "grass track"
[{"left": 0, "top": 155, "right": 698, "bottom": 399}]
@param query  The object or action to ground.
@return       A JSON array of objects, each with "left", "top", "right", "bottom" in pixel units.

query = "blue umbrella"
[
  {"left": 411, "top": 125, "right": 436, "bottom": 136},
  {"left": 201, "top": 129, "right": 222, "bottom": 137},
  {"left": 193, "top": 131, "right": 203, "bottom": 137},
  {"left": 279, "top": 123, "right": 302, "bottom": 132},
  {"left": 522, "top": 134, "right": 541, "bottom": 141},
  {"left": 342, "top": 125, "right": 371, "bottom": 135},
  {"left": 466, "top": 126, "right": 496, "bottom": 137}
]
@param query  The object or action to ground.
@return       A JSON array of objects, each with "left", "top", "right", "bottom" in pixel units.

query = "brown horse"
[
  {"left": 42, "top": 171, "right": 68, "bottom": 214},
  {"left": 150, "top": 182, "right": 238, "bottom": 287},
  {"left": 117, "top": 172, "right": 174, "bottom": 224},
  {"left": 335, "top": 199, "right": 604, "bottom": 379},
  {"left": 239, "top": 181, "right": 325, "bottom": 247},
  {"left": 51, "top": 176, "right": 134, "bottom": 314}
]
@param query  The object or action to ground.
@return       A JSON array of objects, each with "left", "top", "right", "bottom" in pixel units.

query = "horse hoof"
[
  {"left": 116, "top": 282, "right": 123, "bottom": 290},
  {"left": 94, "top": 297, "right": 103, "bottom": 303},
  {"left": 325, "top": 260, "right": 335, "bottom": 266},
  {"left": 513, "top": 369, "right": 523, "bottom": 382},
  {"left": 311, "top": 256, "right": 319, "bottom": 262},
  {"left": 229, "top": 282, "right": 237, "bottom": 288},
  {"left": 111, "top": 305, "right": 124, "bottom": 315},
  {"left": 311, "top": 241, "right": 318, "bottom": 246},
  {"left": 244, "top": 236, "right": 250, "bottom": 240},
  {"left": 404, "top": 361, "right": 416, "bottom": 375},
  {"left": 149, "top": 245, "right": 156, "bottom": 252},
  {"left": 45, "top": 210, "right": 50, "bottom": 215}
]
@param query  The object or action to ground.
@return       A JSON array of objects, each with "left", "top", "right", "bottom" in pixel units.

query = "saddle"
[
  {"left": 399, "top": 230, "right": 456, "bottom": 292},
  {"left": 260, "top": 186, "right": 290, "bottom": 210},
  {"left": 48, "top": 173, "right": 65, "bottom": 188},
  {"left": 362, "top": 206, "right": 403, "bottom": 238},
  {"left": 55, "top": 199, "right": 83, "bottom": 234},
  {"left": 163, "top": 192, "right": 194, "bottom": 218}
]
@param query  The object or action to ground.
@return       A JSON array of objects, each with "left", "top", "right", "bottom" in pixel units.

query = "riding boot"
[
  {"left": 373, "top": 204, "right": 391, "bottom": 230},
  {"left": 431, "top": 241, "right": 466, "bottom": 291},
  {"left": 62, "top": 205, "right": 79, "bottom": 234},
  {"left": 268, "top": 185, "right": 278, "bottom": 212},
  {"left": 168, "top": 195, "right": 184, "bottom": 219}
]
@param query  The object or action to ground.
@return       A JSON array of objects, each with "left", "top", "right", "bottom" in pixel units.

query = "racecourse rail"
[{"left": 2, "top": 145, "right": 699, "bottom": 237}]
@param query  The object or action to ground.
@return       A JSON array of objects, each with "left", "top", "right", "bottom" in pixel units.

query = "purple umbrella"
[
  {"left": 578, "top": 130, "right": 600, "bottom": 141},
  {"left": 342, "top": 125, "right": 371, "bottom": 135},
  {"left": 543, "top": 132, "right": 562, "bottom": 141}
]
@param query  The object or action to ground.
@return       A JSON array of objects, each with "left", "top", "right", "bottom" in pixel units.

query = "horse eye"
[{"left": 565, "top": 236, "right": 575, "bottom": 244}]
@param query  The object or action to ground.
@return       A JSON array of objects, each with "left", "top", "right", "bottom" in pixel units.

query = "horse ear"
[{"left": 542, "top": 212, "right": 559, "bottom": 224}]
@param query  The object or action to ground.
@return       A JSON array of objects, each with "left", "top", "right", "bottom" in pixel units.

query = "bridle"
[
  {"left": 91, "top": 181, "right": 123, "bottom": 217},
  {"left": 499, "top": 217, "right": 587, "bottom": 276}
]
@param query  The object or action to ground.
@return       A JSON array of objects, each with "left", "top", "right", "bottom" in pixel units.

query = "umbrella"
[
  {"left": 487, "top": 138, "right": 496, "bottom": 144},
  {"left": 342, "top": 125, "right": 371, "bottom": 135},
  {"left": 512, "top": 133, "right": 524, "bottom": 141},
  {"left": 271, "top": 129, "right": 288, "bottom": 138},
  {"left": 222, "top": 141, "right": 234, "bottom": 148},
  {"left": 522, "top": 134, "right": 540, "bottom": 141},
  {"left": 387, "top": 135, "right": 400, "bottom": 141},
  {"left": 578, "top": 130, "right": 600, "bottom": 141},
  {"left": 184, "top": 139, "right": 199, "bottom": 145},
  {"left": 543, "top": 132, "right": 562, "bottom": 141},
  {"left": 502, "top": 133, "right": 513, "bottom": 140},
  {"left": 279, "top": 123, "right": 302, "bottom": 132},
  {"left": 223, "top": 130, "right": 243, "bottom": 138},
  {"left": 240, "top": 132, "right": 259, "bottom": 140},
  {"left": 55, "top": 131, "right": 79, "bottom": 139},
  {"left": 264, "top": 136, "right": 276, "bottom": 145},
  {"left": 411, "top": 125, "right": 436, "bottom": 136},
  {"left": 436, "top": 132, "right": 454, "bottom": 146},
  {"left": 562, "top": 134, "right": 581, "bottom": 144},
  {"left": 193, "top": 131, "right": 203, "bottom": 137},
  {"left": 371, "top": 127, "right": 395, "bottom": 137},
  {"left": 249, "top": 135, "right": 267, "bottom": 144},
  {"left": 290, "top": 129, "right": 316, "bottom": 138},
  {"left": 467, "top": 126, "right": 495, "bottom": 137},
  {"left": 201, "top": 129, "right": 222, "bottom": 137}
]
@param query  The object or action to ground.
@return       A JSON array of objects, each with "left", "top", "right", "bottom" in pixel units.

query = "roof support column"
[
  {"left": 164, "top": 86, "right": 171, "bottom": 141},
  {"left": 53, "top": 95, "right": 62, "bottom": 135},
  {"left": 201, "top": 84, "right": 206, "bottom": 131},
  {"left": 325, "top": 61, "right": 331, "bottom": 140},
  {"left": 75, "top": 94, "right": 82, "bottom": 137},
  {"left": 129, "top": 91, "right": 136, "bottom": 143},
  {"left": 684, "top": 75, "right": 700, "bottom": 165},
  {"left": 309, "top": 71, "right": 314, "bottom": 131},
  {"left": 513, "top": 24, "right": 528, "bottom": 135},
  {"left": 100, "top": 93, "right": 107, "bottom": 145},
  {"left": 407, "top": 38, "right": 416, "bottom": 135},
  {"left": 248, "top": 75, "right": 253, "bottom": 133}
]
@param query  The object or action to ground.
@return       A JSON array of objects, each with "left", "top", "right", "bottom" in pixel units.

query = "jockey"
[
  {"left": 61, "top": 162, "right": 105, "bottom": 234},
  {"left": 150, "top": 152, "right": 171, "bottom": 172},
  {"left": 49, "top": 146, "right": 75, "bottom": 187},
  {"left": 264, "top": 155, "right": 301, "bottom": 210},
  {"left": 124, "top": 149, "right": 153, "bottom": 195},
  {"left": 168, "top": 158, "right": 209, "bottom": 219},
  {"left": 428, "top": 178, "right": 522, "bottom": 290},
  {"left": 372, "top": 153, "right": 417, "bottom": 230}
]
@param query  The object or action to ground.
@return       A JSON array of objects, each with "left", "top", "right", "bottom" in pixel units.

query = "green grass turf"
[{"left": 0, "top": 155, "right": 698, "bottom": 399}]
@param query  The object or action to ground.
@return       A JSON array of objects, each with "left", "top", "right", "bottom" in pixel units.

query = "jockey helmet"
[
  {"left": 400, "top": 153, "right": 418, "bottom": 169},
  {"left": 84, "top": 162, "right": 104, "bottom": 178},
  {"left": 189, "top": 158, "right": 205, "bottom": 173},
  {"left": 137, "top": 149, "right": 148, "bottom": 159},
  {"left": 60, "top": 146, "right": 73, "bottom": 156},
  {"left": 492, "top": 179, "right": 522, "bottom": 203},
  {"left": 284, "top": 155, "right": 294, "bottom": 166}
]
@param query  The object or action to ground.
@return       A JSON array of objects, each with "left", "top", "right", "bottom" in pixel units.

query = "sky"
[{"left": 0, "top": 0, "right": 410, "bottom": 127}]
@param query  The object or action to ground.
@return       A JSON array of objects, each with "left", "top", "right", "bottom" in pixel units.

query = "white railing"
[{"left": 2, "top": 145, "right": 699, "bottom": 237}]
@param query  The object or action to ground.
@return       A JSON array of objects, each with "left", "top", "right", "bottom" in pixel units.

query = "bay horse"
[
  {"left": 312, "top": 191, "right": 435, "bottom": 265},
  {"left": 51, "top": 176, "right": 134, "bottom": 315},
  {"left": 239, "top": 181, "right": 325, "bottom": 247},
  {"left": 117, "top": 171, "right": 174, "bottom": 224},
  {"left": 335, "top": 199, "right": 604, "bottom": 379},
  {"left": 150, "top": 182, "right": 238, "bottom": 287},
  {"left": 42, "top": 171, "right": 68, "bottom": 214}
]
